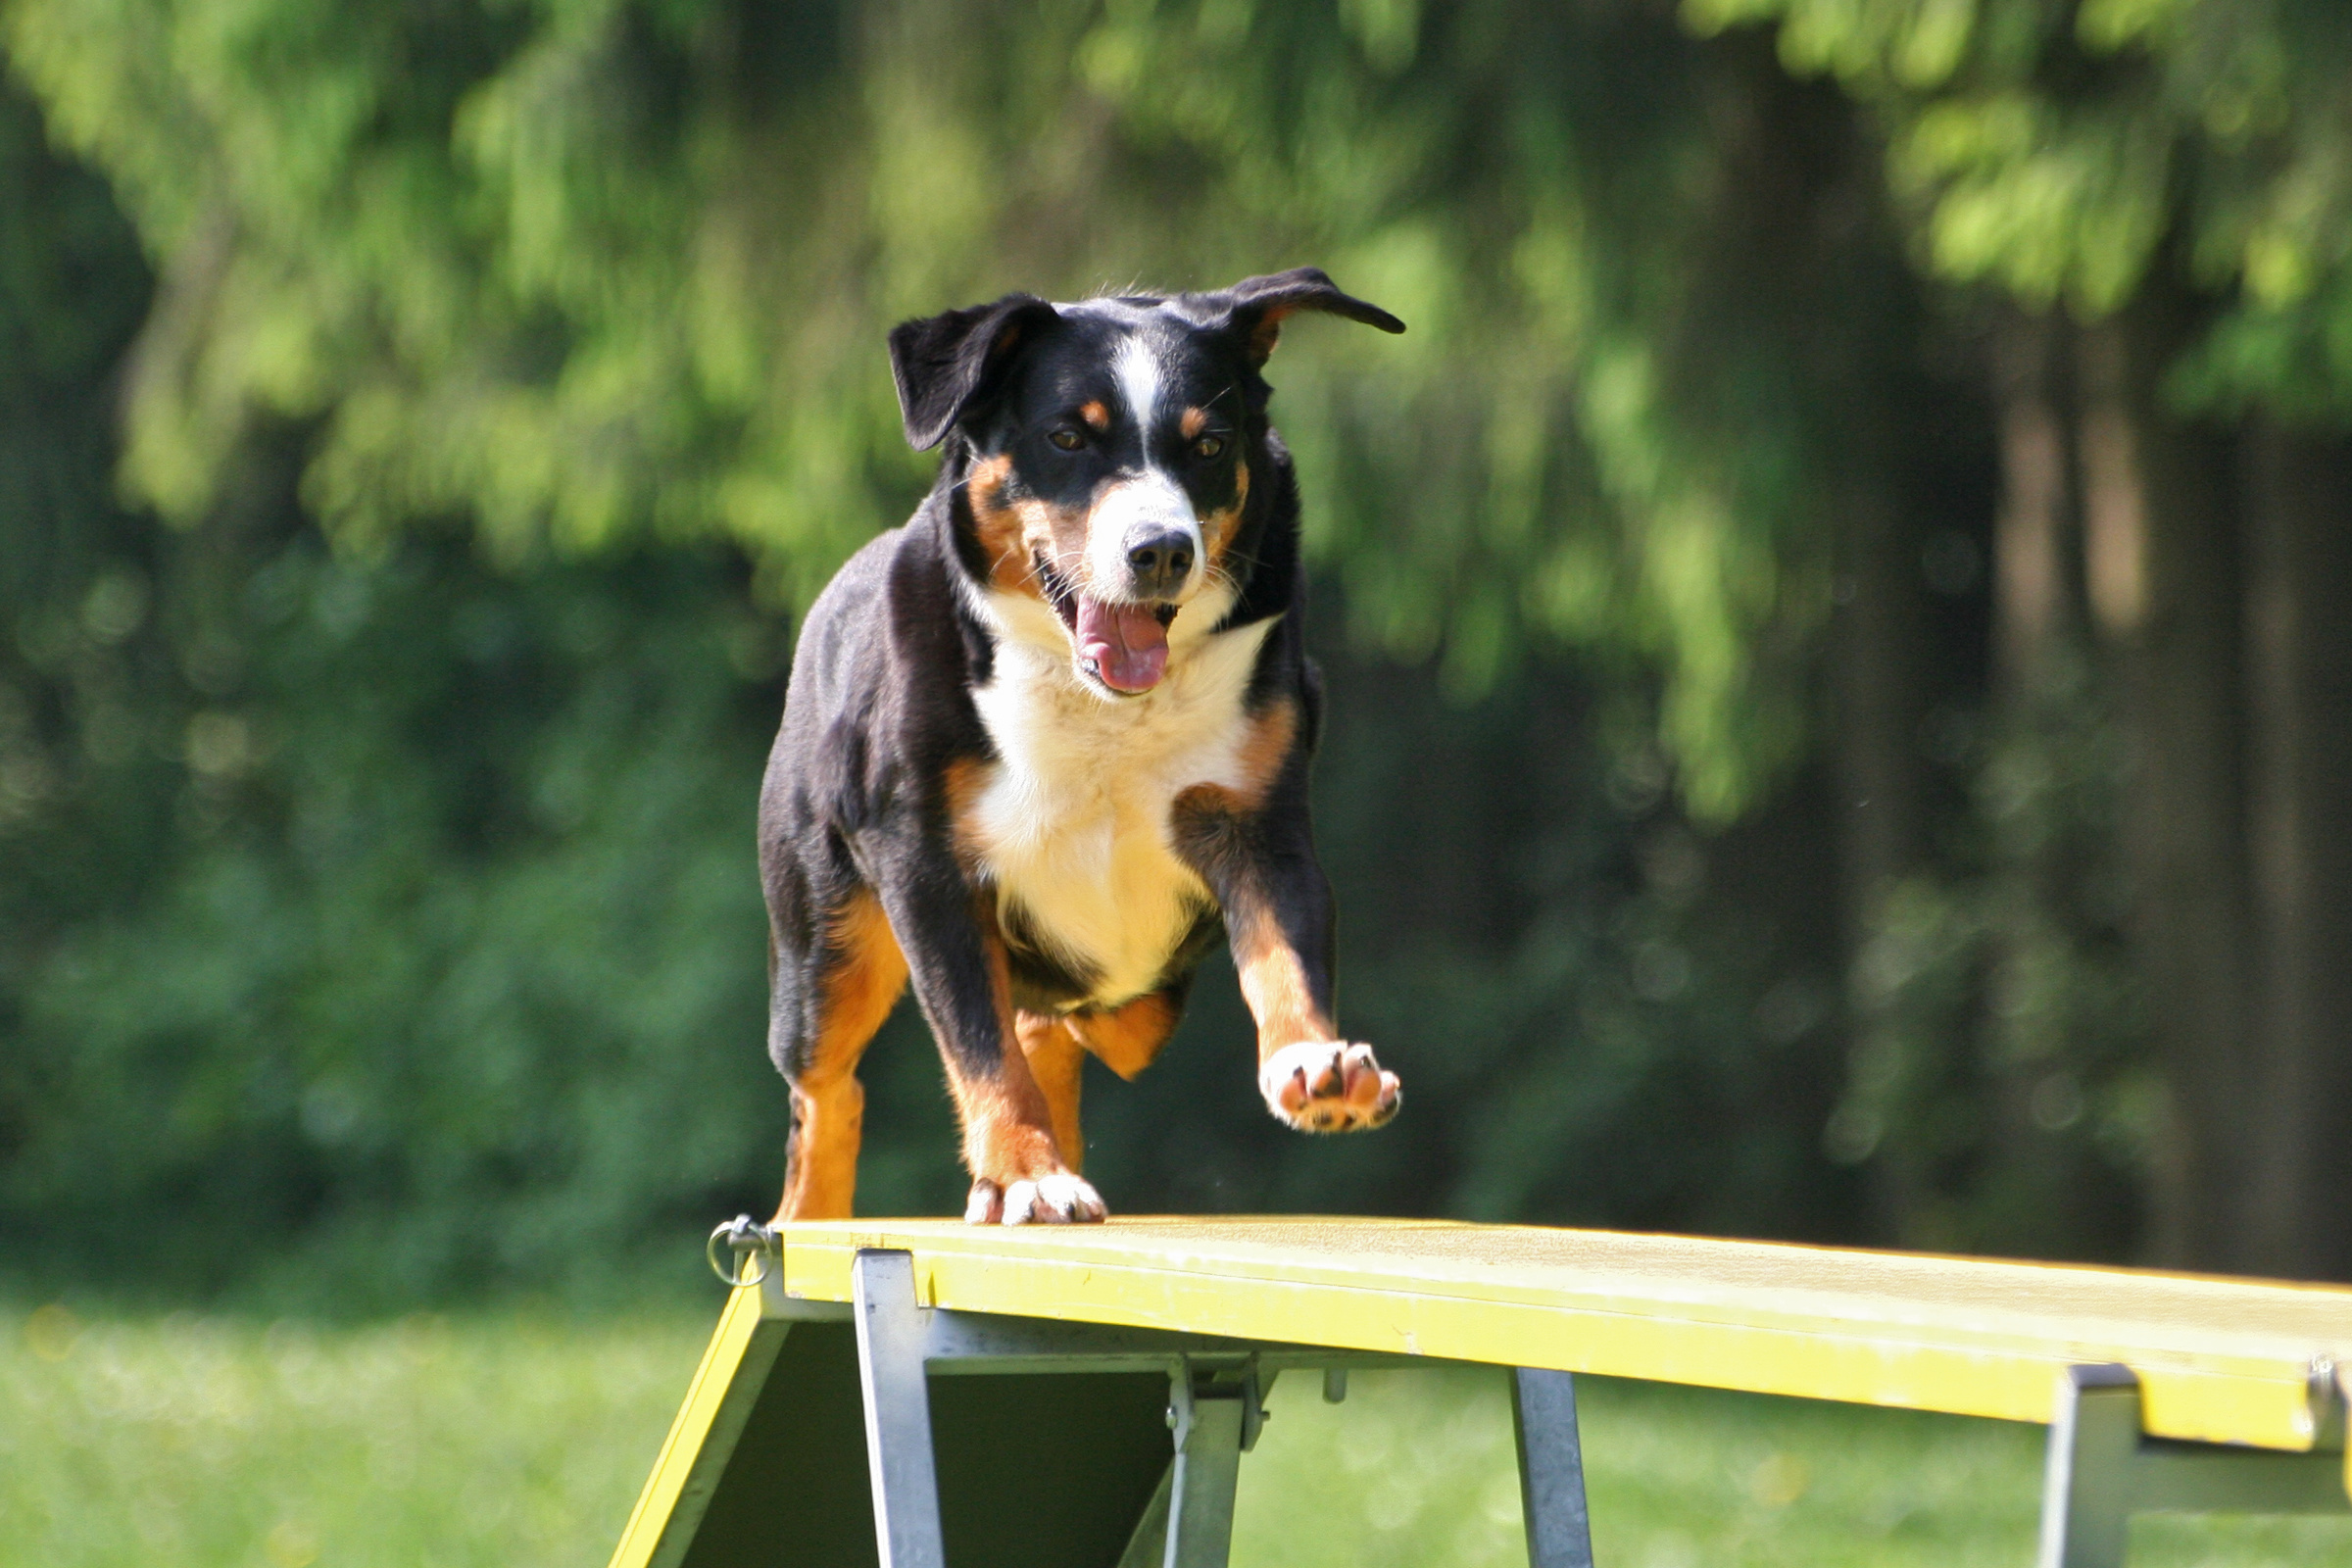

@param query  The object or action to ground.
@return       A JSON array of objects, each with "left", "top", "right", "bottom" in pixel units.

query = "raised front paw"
[
  {"left": 963, "top": 1171, "right": 1108, "bottom": 1226},
  {"left": 1259, "top": 1041, "right": 1401, "bottom": 1133}
]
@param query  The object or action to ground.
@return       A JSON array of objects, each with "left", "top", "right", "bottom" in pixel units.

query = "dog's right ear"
[{"left": 887, "top": 294, "right": 1060, "bottom": 451}]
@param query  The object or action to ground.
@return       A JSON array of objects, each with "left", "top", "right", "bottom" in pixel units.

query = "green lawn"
[{"left": 4, "top": 1303, "right": 2347, "bottom": 1566}]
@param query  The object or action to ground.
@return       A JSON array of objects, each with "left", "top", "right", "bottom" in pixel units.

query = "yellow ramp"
[{"left": 776, "top": 1215, "right": 2352, "bottom": 1451}]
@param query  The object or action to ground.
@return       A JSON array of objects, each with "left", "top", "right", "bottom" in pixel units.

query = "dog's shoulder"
[{"left": 767, "top": 507, "right": 996, "bottom": 834}]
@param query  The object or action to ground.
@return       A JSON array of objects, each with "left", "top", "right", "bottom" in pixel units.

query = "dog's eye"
[
  {"left": 1049, "top": 428, "right": 1084, "bottom": 452},
  {"left": 1191, "top": 435, "right": 1225, "bottom": 461}
]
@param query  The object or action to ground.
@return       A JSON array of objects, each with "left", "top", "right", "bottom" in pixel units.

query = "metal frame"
[
  {"left": 622, "top": 1237, "right": 2352, "bottom": 1567},
  {"left": 843, "top": 1249, "right": 1593, "bottom": 1567},
  {"left": 854, "top": 1250, "right": 951, "bottom": 1568},
  {"left": 848, "top": 1254, "right": 2352, "bottom": 1568},
  {"left": 2039, "top": 1362, "right": 2348, "bottom": 1568}
]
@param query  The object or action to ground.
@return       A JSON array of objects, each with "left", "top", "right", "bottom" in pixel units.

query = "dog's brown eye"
[
  {"left": 1049, "top": 428, "right": 1084, "bottom": 452},
  {"left": 1191, "top": 435, "right": 1225, "bottom": 460}
]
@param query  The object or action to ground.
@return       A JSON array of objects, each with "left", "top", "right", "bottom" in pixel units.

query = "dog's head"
[{"left": 888, "top": 269, "right": 1404, "bottom": 697}]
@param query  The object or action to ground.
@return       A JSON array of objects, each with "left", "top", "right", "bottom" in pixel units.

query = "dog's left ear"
[
  {"left": 1214, "top": 268, "right": 1406, "bottom": 368},
  {"left": 888, "top": 293, "right": 1062, "bottom": 451}
]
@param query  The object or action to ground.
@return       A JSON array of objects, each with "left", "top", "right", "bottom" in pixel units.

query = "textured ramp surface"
[{"left": 775, "top": 1217, "right": 2352, "bottom": 1449}]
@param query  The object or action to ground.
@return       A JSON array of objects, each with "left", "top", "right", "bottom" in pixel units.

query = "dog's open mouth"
[{"left": 1038, "top": 554, "right": 1181, "bottom": 696}]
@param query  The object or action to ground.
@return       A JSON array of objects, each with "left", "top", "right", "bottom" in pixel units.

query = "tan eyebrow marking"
[
  {"left": 1180, "top": 406, "right": 1209, "bottom": 439},
  {"left": 1079, "top": 400, "right": 1110, "bottom": 430}
]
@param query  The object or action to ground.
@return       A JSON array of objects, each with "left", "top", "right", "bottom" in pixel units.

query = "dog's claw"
[{"left": 1259, "top": 1041, "right": 1401, "bottom": 1133}]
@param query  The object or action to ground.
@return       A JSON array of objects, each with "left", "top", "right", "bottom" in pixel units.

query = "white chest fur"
[{"left": 964, "top": 588, "right": 1274, "bottom": 1007}]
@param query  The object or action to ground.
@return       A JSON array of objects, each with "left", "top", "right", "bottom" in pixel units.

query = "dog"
[{"left": 759, "top": 269, "right": 1405, "bottom": 1227}]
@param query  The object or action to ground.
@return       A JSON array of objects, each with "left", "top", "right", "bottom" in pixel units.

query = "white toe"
[{"left": 998, "top": 1173, "right": 1105, "bottom": 1225}]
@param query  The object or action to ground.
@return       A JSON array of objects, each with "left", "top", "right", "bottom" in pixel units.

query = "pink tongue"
[{"left": 1075, "top": 598, "right": 1169, "bottom": 693}]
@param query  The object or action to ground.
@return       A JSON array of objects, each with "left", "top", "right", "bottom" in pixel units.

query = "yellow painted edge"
[
  {"left": 776, "top": 1221, "right": 2352, "bottom": 1365},
  {"left": 771, "top": 1228, "right": 2334, "bottom": 1389},
  {"left": 777, "top": 1241, "right": 2316, "bottom": 1449},
  {"left": 606, "top": 1285, "right": 765, "bottom": 1568}
]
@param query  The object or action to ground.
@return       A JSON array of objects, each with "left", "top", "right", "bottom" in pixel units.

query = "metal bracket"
[
  {"left": 707, "top": 1214, "right": 774, "bottom": 1287},
  {"left": 1113, "top": 1359, "right": 1269, "bottom": 1568},
  {"left": 1164, "top": 1357, "right": 1267, "bottom": 1453},
  {"left": 2039, "top": 1363, "right": 2350, "bottom": 1568}
]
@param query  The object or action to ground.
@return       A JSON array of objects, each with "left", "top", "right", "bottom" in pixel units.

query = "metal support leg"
[
  {"left": 1163, "top": 1365, "right": 1260, "bottom": 1568},
  {"left": 853, "top": 1250, "right": 947, "bottom": 1568},
  {"left": 1512, "top": 1368, "right": 1595, "bottom": 1568},
  {"left": 2039, "top": 1363, "right": 2349, "bottom": 1568},
  {"left": 2039, "top": 1364, "right": 2138, "bottom": 1568},
  {"left": 1165, "top": 1396, "right": 1244, "bottom": 1568},
  {"left": 1113, "top": 1364, "right": 1263, "bottom": 1568}
]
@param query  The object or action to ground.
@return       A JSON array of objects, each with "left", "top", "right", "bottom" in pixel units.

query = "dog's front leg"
[
  {"left": 1174, "top": 794, "right": 1401, "bottom": 1133},
  {"left": 873, "top": 857, "right": 1106, "bottom": 1224}
]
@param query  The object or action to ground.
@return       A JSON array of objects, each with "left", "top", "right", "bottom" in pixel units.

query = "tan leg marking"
[
  {"left": 945, "top": 919, "right": 1059, "bottom": 1180},
  {"left": 774, "top": 891, "right": 907, "bottom": 1223},
  {"left": 1233, "top": 904, "right": 1398, "bottom": 1131},
  {"left": 1229, "top": 902, "right": 1338, "bottom": 1063},
  {"left": 945, "top": 915, "right": 1103, "bottom": 1223},
  {"left": 1016, "top": 1010, "right": 1088, "bottom": 1172}
]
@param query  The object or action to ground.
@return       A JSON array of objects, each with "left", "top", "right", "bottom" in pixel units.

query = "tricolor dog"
[{"left": 760, "top": 269, "right": 1405, "bottom": 1226}]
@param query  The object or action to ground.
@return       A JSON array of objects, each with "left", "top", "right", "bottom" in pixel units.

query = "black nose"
[{"left": 1126, "top": 532, "right": 1195, "bottom": 593}]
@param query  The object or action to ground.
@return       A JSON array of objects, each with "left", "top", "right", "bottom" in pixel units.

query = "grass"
[
  {"left": 3, "top": 1302, "right": 2347, "bottom": 1566},
  {"left": 1241, "top": 1368, "right": 2352, "bottom": 1567}
]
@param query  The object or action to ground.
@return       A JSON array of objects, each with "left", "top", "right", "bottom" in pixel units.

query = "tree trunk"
[
  {"left": 1977, "top": 310, "right": 2099, "bottom": 1253},
  {"left": 2081, "top": 306, "right": 2254, "bottom": 1272},
  {"left": 1832, "top": 466, "right": 1930, "bottom": 1240},
  {"left": 1990, "top": 316, "right": 2080, "bottom": 694},
  {"left": 2240, "top": 425, "right": 2352, "bottom": 1281}
]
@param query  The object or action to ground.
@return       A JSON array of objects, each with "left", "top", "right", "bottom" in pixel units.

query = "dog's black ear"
[
  {"left": 887, "top": 293, "right": 1060, "bottom": 451},
  {"left": 1215, "top": 268, "right": 1405, "bottom": 368}
]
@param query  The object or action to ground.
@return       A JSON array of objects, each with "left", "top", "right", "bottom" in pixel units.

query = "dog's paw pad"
[
  {"left": 1259, "top": 1041, "right": 1401, "bottom": 1133},
  {"left": 999, "top": 1172, "right": 1107, "bottom": 1225},
  {"left": 963, "top": 1178, "right": 1004, "bottom": 1225}
]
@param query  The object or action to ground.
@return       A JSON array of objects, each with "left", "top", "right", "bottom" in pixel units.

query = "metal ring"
[{"left": 707, "top": 1215, "right": 774, "bottom": 1288}]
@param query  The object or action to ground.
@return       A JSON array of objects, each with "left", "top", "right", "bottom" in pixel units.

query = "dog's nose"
[{"left": 1126, "top": 531, "right": 1195, "bottom": 595}]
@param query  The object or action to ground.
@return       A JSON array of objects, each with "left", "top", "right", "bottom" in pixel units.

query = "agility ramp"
[{"left": 610, "top": 1217, "right": 2352, "bottom": 1567}]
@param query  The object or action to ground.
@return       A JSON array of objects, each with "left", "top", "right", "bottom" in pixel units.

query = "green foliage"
[
  {"left": 1686, "top": 0, "right": 2352, "bottom": 418},
  {"left": 2, "top": 0, "right": 1932, "bottom": 812},
  {"left": 3, "top": 526, "right": 795, "bottom": 1303},
  {"left": 33, "top": 0, "right": 2332, "bottom": 1297},
  {"left": 0, "top": 54, "right": 1864, "bottom": 1304},
  {"left": 0, "top": 75, "right": 799, "bottom": 1302},
  {"left": 1830, "top": 652, "right": 2146, "bottom": 1254}
]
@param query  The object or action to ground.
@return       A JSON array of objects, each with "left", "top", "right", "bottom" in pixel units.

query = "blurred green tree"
[
  {"left": 14, "top": 0, "right": 2345, "bottom": 1298},
  {"left": 1690, "top": 0, "right": 2352, "bottom": 1276},
  {"left": 1, "top": 2, "right": 1920, "bottom": 1301},
  {"left": 1, "top": 0, "right": 1916, "bottom": 813}
]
